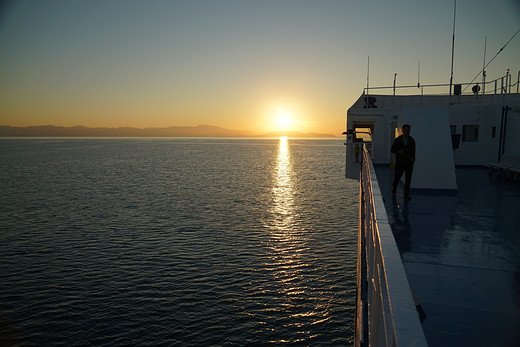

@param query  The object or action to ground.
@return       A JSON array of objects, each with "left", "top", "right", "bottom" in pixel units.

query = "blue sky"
[{"left": 1, "top": 0, "right": 519, "bottom": 134}]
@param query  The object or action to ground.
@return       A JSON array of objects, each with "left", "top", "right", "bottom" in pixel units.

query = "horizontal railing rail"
[
  {"left": 355, "top": 146, "right": 427, "bottom": 347},
  {"left": 364, "top": 71, "right": 519, "bottom": 96}
]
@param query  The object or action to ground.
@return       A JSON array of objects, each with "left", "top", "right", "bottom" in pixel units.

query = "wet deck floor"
[{"left": 374, "top": 165, "right": 520, "bottom": 347}]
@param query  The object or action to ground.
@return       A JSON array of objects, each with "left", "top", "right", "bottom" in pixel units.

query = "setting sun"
[{"left": 275, "top": 107, "right": 293, "bottom": 131}]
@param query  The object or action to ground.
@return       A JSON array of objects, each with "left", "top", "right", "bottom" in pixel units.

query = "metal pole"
[
  {"left": 500, "top": 106, "right": 510, "bottom": 158},
  {"left": 449, "top": 0, "right": 457, "bottom": 96},
  {"left": 498, "top": 107, "right": 505, "bottom": 162},
  {"left": 517, "top": 70, "right": 519, "bottom": 93},
  {"left": 482, "top": 37, "right": 487, "bottom": 95},
  {"left": 345, "top": 131, "right": 348, "bottom": 178},
  {"left": 507, "top": 69, "right": 511, "bottom": 94},
  {"left": 393, "top": 73, "right": 397, "bottom": 95},
  {"left": 482, "top": 71, "right": 486, "bottom": 95},
  {"left": 417, "top": 60, "right": 421, "bottom": 88},
  {"left": 366, "top": 56, "right": 370, "bottom": 97}
]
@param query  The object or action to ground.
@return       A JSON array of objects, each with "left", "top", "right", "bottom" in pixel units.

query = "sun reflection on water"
[
  {"left": 264, "top": 137, "right": 323, "bottom": 341},
  {"left": 268, "top": 136, "right": 302, "bottom": 272},
  {"left": 272, "top": 136, "right": 294, "bottom": 229}
]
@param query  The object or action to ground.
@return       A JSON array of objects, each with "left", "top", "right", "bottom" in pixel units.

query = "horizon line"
[{"left": 0, "top": 124, "right": 341, "bottom": 138}]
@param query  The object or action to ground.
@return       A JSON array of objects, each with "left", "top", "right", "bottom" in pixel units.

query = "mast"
[
  {"left": 482, "top": 36, "right": 487, "bottom": 94},
  {"left": 366, "top": 56, "right": 370, "bottom": 96},
  {"left": 449, "top": 0, "right": 456, "bottom": 96},
  {"left": 417, "top": 60, "right": 421, "bottom": 88}
]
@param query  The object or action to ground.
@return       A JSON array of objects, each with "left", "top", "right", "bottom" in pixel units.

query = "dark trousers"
[{"left": 393, "top": 162, "right": 414, "bottom": 196}]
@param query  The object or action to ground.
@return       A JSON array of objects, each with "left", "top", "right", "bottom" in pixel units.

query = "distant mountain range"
[{"left": 0, "top": 125, "right": 338, "bottom": 138}]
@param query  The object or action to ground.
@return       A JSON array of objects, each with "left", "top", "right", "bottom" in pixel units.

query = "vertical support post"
[
  {"left": 499, "top": 106, "right": 510, "bottom": 162},
  {"left": 482, "top": 70, "right": 486, "bottom": 95},
  {"left": 417, "top": 60, "right": 421, "bottom": 89},
  {"left": 345, "top": 130, "right": 349, "bottom": 178},
  {"left": 508, "top": 70, "right": 511, "bottom": 94},
  {"left": 482, "top": 36, "right": 487, "bottom": 95},
  {"left": 366, "top": 56, "right": 370, "bottom": 99},
  {"left": 517, "top": 71, "right": 520, "bottom": 93}
]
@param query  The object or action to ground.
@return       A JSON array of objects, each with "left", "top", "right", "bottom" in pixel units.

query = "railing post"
[
  {"left": 482, "top": 70, "right": 486, "bottom": 95},
  {"left": 517, "top": 70, "right": 520, "bottom": 93},
  {"left": 356, "top": 146, "right": 427, "bottom": 347},
  {"left": 507, "top": 69, "right": 511, "bottom": 94},
  {"left": 494, "top": 80, "right": 498, "bottom": 102}
]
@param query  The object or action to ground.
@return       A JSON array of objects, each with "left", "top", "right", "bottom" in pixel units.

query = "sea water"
[{"left": 0, "top": 138, "right": 358, "bottom": 346}]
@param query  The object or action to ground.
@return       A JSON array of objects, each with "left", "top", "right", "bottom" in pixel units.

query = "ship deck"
[{"left": 374, "top": 165, "right": 520, "bottom": 347}]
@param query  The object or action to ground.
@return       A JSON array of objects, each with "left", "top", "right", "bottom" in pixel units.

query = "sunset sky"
[{"left": 1, "top": 0, "right": 519, "bottom": 135}]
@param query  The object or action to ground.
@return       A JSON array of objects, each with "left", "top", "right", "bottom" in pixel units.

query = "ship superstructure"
[{"left": 349, "top": 73, "right": 520, "bottom": 346}]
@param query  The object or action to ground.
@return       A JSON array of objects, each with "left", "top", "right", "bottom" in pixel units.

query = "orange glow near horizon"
[
  {"left": 265, "top": 106, "right": 303, "bottom": 134},
  {"left": 1, "top": 2, "right": 518, "bottom": 138},
  {"left": 275, "top": 107, "right": 293, "bottom": 130}
]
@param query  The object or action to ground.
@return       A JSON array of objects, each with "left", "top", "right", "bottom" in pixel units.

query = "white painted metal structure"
[
  {"left": 356, "top": 146, "right": 427, "bottom": 347},
  {"left": 346, "top": 77, "right": 520, "bottom": 174},
  {"left": 401, "top": 107, "right": 457, "bottom": 191},
  {"left": 349, "top": 72, "right": 520, "bottom": 346}
]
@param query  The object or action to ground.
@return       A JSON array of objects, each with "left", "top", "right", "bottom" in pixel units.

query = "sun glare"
[{"left": 275, "top": 107, "right": 293, "bottom": 131}]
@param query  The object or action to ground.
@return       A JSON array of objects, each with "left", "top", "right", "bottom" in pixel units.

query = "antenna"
[
  {"left": 366, "top": 55, "right": 370, "bottom": 95},
  {"left": 482, "top": 36, "right": 487, "bottom": 94},
  {"left": 417, "top": 60, "right": 421, "bottom": 88},
  {"left": 449, "top": 0, "right": 457, "bottom": 96},
  {"left": 462, "top": 28, "right": 520, "bottom": 93}
]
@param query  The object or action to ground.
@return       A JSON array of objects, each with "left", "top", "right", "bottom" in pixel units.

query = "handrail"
[
  {"left": 355, "top": 146, "right": 427, "bottom": 347},
  {"left": 364, "top": 72, "right": 519, "bottom": 96}
]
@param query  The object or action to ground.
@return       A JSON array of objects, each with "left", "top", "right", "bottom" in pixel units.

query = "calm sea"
[{"left": 0, "top": 138, "right": 358, "bottom": 346}]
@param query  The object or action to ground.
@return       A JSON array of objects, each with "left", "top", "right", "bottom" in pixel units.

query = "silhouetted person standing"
[{"left": 391, "top": 124, "right": 415, "bottom": 200}]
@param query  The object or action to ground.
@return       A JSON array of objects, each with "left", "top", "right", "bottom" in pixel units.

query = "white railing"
[
  {"left": 364, "top": 71, "right": 519, "bottom": 96},
  {"left": 355, "top": 146, "right": 427, "bottom": 347}
]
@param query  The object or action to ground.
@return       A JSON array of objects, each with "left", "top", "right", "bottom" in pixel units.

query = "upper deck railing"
[
  {"left": 356, "top": 146, "right": 427, "bottom": 347},
  {"left": 364, "top": 70, "right": 519, "bottom": 96}
]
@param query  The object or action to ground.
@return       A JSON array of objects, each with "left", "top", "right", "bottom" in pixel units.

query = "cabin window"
[
  {"left": 462, "top": 125, "right": 479, "bottom": 142},
  {"left": 352, "top": 125, "right": 373, "bottom": 142},
  {"left": 354, "top": 127, "right": 372, "bottom": 142}
]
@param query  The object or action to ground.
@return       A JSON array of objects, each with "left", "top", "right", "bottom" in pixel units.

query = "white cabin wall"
[
  {"left": 481, "top": 105, "right": 502, "bottom": 163},
  {"left": 347, "top": 94, "right": 520, "bottom": 168},
  {"left": 373, "top": 115, "right": 390, "bottom": 164},
  {"left": 402, "top": 107, "right": 457, "bottom": 190},
  {"left": 449, "top": 105, "right": 483, "bottom": 165},
  {"left": 449, "top": 104, "right": 502, "bottom": 165},
  {"left": 348, "top": 112, "right": 398, "bottom": 164}
]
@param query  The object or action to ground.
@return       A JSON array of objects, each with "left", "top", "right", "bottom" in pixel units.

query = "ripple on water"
[{"left": 0, "top": 138, "right": 358, "bottom": 346}]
